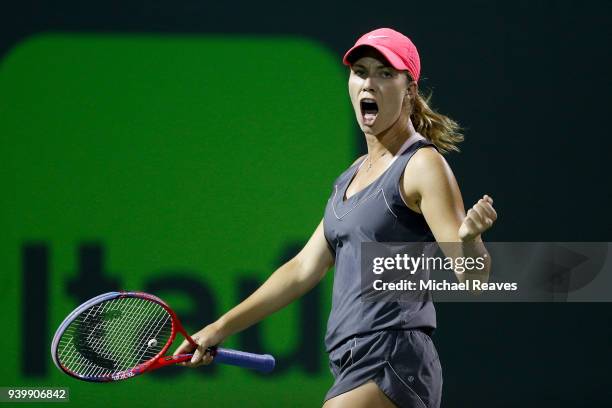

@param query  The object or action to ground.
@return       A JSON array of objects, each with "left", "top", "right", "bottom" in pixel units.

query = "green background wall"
[{"left": 1, "top": 33, "right": 353, "bottom": 406}]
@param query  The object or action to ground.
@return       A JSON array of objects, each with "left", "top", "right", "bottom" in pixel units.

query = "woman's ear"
[
  {"left": 405, "top": 79, "right": 418, "bottom": 100},
  {"left": 403, "top": 77, "right": 418, "bottom": 113}
]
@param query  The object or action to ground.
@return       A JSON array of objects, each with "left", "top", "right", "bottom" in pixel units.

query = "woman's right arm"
[{"left": 173, "top": 219, "right": 334, "bottom": 366}]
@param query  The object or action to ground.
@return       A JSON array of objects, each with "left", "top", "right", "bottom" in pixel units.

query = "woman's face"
[{"left": 348, "top": 51, "right": 413, "bottom": 135}]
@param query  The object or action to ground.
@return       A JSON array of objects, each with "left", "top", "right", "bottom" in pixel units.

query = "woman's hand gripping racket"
[{"left": 51, "top": 292, "right": 275, "bottom": 382}]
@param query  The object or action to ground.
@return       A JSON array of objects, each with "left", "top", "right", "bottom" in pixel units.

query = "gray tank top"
[{"left": 323, "top": 134, "right": 437, "bottom": 352}]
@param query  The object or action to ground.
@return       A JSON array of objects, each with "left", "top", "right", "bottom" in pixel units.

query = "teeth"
[{"left": 361, "top": 98, "right": 376, "bottom": 103}]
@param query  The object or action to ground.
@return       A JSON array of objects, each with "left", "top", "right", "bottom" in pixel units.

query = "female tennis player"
[{"left": 174, "top": 27, "right": 497, "bottom": 408}]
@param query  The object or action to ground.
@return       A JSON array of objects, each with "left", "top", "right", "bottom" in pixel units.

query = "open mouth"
[{"left": 360, "top": 98, "right": 378, "bottom": 126}]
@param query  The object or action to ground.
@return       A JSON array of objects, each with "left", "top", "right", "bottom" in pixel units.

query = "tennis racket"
[{"left": 51, "top": 291, "right": 275, "bottom": 381}]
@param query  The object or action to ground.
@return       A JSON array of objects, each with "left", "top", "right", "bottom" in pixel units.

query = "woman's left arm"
[{"left": 402, "top": 147, "right": 498, "bottom": 284}]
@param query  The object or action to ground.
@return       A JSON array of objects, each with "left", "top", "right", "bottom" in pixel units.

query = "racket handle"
[{"left": 210, "top": 347, "right": 275, "bottom": 373}]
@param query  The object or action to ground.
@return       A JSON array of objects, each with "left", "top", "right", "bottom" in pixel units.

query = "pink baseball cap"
[{"left": 343, "top": 28, "right": 421, "bottom": 82}]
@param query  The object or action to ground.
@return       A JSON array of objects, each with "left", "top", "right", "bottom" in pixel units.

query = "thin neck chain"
[{"left": 366, "top": 153, "right": 387, "bottom": 171}]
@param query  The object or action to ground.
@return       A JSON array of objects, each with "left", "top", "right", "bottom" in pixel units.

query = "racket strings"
[
  {"left": 59, "top": 299, "right": 136, "bottom": 377},
  {"left": 79, "top": 299, "right": 163, "bottom": 365},
  {"left": 57, "top": 297, "right": 173, "bottom": 379},
  {"left": 67, "top": 298, "right": 171, "bottom": 378}
]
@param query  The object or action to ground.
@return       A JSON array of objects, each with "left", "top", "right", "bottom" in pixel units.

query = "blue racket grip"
[{"left": 209, "top": 347, "right": 275, "bottom": 373}]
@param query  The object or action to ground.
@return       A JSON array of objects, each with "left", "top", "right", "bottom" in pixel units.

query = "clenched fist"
[{"left": 458, "top": 195, "right": 497, "bottom": 242}]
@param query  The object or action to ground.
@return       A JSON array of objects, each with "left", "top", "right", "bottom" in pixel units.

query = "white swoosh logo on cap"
[{"left": 367, "top": 35, "right": 389, "bottom": 39}]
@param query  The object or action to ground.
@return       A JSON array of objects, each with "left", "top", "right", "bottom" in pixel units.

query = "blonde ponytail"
[{"left": 411, "top": 91, "right": 464, "bottom": 154}]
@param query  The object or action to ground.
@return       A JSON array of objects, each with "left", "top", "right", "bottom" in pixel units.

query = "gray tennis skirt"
[{"left": 324, "top": 329, "right": 442, "bottom": 408}]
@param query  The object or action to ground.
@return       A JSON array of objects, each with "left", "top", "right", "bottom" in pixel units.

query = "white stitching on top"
[
  {"left": 385, "top": 361, "right": 428, "bottom": 408},
  {"left": 331, "top": 185, "right": 341, "bottom": 219},
  {"left": 397, "top": 135, "right": 429, "bottom": 212},
  {"left": 381, "top": 189, "right": 398, "bottom": 218},
  {"left": 332, "top": 188, "right": 397, "bottom": 219},
  {"left": 332, "top": 188, "right": 385, "bottom": 220}
]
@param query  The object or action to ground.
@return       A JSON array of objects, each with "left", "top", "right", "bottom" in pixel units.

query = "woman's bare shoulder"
[
  {"left": 402, "top": 146, "right": 454, "bottom": 196},
  {"left": 408, "top": 146, "right": 447, "bottom": 171}
]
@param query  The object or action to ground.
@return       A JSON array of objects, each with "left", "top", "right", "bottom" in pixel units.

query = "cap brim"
[{"left": 342, "top": 43, "right": 408, "bottom": 71}]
